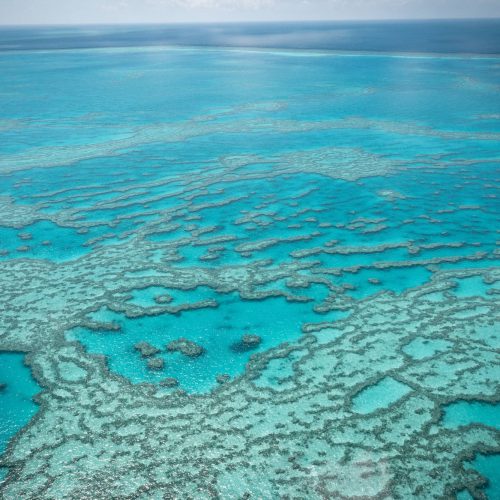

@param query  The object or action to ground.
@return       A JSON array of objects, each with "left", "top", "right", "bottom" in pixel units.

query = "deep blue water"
[{"left": 1, "top": 20, "right": 500, "bottom": 54}]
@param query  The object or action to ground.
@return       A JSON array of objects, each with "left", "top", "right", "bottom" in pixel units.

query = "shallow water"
[
  {"left": 352, "top": 377, "right": 412, "bottom": 414},
  {"left": 0, "top": 26, "right": 499, "bottom": 499},
  {"left": 0, "top": 353, "right": 40, "bottom": 454},
  {"left": 442, "top": 401, "right": 500, "bottom": 429},
  {"left": 466, "top": 454, "right": 500, "bottom": 499}
]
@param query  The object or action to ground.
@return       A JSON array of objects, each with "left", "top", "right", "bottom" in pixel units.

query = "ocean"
[{"left": 0, "top": 21, "right": 499, "bottom": 499}]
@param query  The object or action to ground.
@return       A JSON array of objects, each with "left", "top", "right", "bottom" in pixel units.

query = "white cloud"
[
  {"left": 0, "top": 0, "right": 499, "bottom": 24},
  {"left": 175, "top": 0, "right": 273, "bottom": 9}
]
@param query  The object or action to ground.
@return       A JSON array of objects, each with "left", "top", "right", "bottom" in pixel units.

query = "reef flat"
[{"left": 0, "top": 45, "right": 499, "bottom": 498}]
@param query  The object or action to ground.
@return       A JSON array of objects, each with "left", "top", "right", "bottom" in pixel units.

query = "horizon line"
[{"left": 1, "top": 17, "right": 500, "bottom": 28}]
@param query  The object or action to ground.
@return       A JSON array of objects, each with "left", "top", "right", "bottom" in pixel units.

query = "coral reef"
[
  {"left": 159, "top": 377, "right": 179, "bottom": 388},
  {"left": 0, "top": 46, "right": 498, "bottom": 499},
  {"left": 166, "top": 338, "right": 206, "bottom": 358},
  {"left": 147, "top": 357, "right": 165, "bottom": 371},
  {"left": 134, "top": 342, "right": 160, "bottom": 358}
]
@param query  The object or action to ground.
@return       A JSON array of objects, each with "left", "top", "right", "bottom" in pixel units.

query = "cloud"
[
  {"left": 145, "top": 0, "right": 274, "bottom": 10},
  {"left": 101, "top": 0, "right": 132, "bottom": 12},
  {"left": 1, "top": 0, "right": 500, "bottom": 24}
]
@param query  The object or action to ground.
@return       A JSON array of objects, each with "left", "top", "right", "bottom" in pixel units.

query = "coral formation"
[
  {"left": 134, "top": 342, "right": 161, "bottom": 358},
  {"left": 0, "top": 45, "right": 498, "bottom": 499},
  {"left": 147, "top": 357, "right": 165, "bottom": 371},
  {"left": 166, "top": 338, "right": 206, "bottom": 358}
]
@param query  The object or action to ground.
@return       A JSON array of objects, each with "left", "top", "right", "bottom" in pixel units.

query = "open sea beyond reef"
[{"left": 0, "top": 21, "right": 499, "bottom": 499}]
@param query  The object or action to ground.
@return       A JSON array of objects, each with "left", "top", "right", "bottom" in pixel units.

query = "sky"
[{"left": 0, "top": 0, "right": 499, "bottom": 25}]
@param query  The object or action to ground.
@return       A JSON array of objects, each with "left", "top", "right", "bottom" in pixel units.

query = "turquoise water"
[
  {"left": 70, "top": 290, "right": 330, "bottom": 392},
  {"left": 0, "top": 28, "right": 499, "bottom": 499},
  {"left": 466, "top": 454, "right": 500, "bottom": 499},
  {"left": 443, "top": 401, "right": 500, "bottom": 429},
  {"left": 403, "top": 337, "right": 452, "bottom": 360},
  {"left": 0, "top": 352, "right": 40, "bottom": 484},
  {"left": 351, "top": 377, "right": 412, "bottom": 414}
]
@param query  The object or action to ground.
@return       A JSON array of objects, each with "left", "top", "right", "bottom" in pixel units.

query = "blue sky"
[{"left": 1, "top": 0, "right": 499, "bottom": 24}]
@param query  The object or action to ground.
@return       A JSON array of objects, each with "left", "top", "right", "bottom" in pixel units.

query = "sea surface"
[{"left": 0, "top": 22, "right": 499, "bottom": 498}]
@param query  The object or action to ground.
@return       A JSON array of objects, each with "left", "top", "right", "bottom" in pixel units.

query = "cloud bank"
[{"left": 0, "top": 0, "right": 499, "bottom": 24}]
